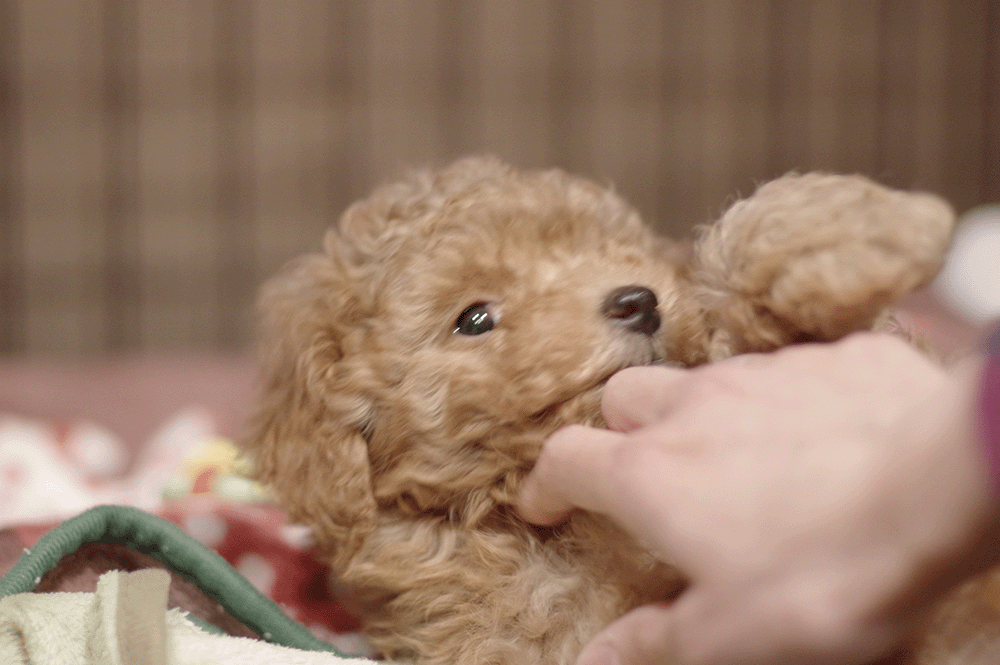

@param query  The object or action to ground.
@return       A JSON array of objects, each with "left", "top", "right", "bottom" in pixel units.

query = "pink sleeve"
[{"left": 980, "top": 328, "right": 1000, "bottom": 489}]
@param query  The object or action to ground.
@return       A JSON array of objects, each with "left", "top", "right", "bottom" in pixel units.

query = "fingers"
[
  {"left": 602, "top": 365, "right": 688, "bottom": 431},
  {"left": 520, "top": 364, "right": 700, "bottom": 526},
  {"left": 576, "top": 603, "right": 677, "bottom": 665},
  {"left": 602, "top": 357, "right": 769, "bottom": 432},
  {"left": 577, "top": 593, "right": 903, "bottom": 665},
  {"left": 517, "top": 425, "right": 627, "bottom": 526},
  {"left": 574, "top": 595, "right": 768, "bottom": 665},
  {"left": 575, "top": 591, "right": 768, "bottom": 665},
  {"left": 576, "top": 594, "right": 834, "bottom": 665}
]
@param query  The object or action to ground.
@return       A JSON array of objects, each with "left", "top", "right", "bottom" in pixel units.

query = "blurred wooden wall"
[{"left": 0, "top": 0, "right": 997, "bottom": 356}]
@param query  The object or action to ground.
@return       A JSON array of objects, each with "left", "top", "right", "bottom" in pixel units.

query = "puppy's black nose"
[{"left": 602, "top": 285, "right": 660, "bottom": 335}]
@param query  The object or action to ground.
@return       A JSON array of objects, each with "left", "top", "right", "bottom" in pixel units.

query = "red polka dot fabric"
[{"left": 0, "top": 409, "right": 371, "bottom": 656}]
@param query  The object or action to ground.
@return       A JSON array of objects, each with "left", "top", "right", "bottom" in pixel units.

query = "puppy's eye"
[{"left": 453, "top": 303, "right": 495, "bottom": 335}]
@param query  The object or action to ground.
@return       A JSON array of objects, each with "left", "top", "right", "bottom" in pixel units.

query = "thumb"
[
  {"left": 603, "top": 355, "right": 773, "bottom": 431},
  {"left": 576, "top": 603, "right": 678, "bottom": 665},
  {"left": 602, "top": 365, "right": 689, "bottom": 431}
]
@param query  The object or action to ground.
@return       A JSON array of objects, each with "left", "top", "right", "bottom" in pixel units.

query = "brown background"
[{"left": 1, "top": 0, "right": 998, "bottom": 357}]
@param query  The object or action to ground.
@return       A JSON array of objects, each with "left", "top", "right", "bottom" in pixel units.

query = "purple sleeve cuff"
[{"left": 981, "top": 328, "right": 1000, "bottom": 489}]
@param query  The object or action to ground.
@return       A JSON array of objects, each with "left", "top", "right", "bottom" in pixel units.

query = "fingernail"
[{"left": 577, "top": 642, "right": 620, "bottom": 665}]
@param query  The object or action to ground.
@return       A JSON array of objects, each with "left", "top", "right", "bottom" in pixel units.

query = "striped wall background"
[{"left": 1, "top": 0, "right": 998, "bottom": 356}]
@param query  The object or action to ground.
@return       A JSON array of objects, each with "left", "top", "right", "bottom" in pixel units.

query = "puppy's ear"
[
  {"left": 243, "top": 249, "right": 377, "bottom": 560},
  {"left": 687, "top": 173, "right": 954, "bottom": 359}
]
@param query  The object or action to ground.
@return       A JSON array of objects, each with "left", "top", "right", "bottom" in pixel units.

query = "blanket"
[
  {"left": 1, "top": 567, "right": 376, "bottom": 664},
  {"left": 0, "top": 506, "right": 375, "bottom": 664},
  {"left": 0, "top": 408, "right": 376, "bottom": 660}
]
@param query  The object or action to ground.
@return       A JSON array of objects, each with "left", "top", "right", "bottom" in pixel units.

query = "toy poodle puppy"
[{"left": 244, "top": 156, "right": 958, "bottom": 664}]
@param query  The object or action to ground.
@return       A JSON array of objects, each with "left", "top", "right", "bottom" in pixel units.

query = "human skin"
[{"left": 518, "top": 333, "right": 998, "bottom": 665}]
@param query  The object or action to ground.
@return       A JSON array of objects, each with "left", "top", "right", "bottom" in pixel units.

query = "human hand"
[{"left": 518, "top": 333, "right": 995, "bottom": 665}]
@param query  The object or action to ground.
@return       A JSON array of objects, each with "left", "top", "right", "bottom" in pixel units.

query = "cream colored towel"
[{"left": 0, "top": 569, "right": 383, "bottom": 665}]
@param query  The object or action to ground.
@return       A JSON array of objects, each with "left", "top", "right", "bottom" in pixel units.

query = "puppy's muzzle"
[{"left": 602, "top": 285, "right": 660, "bottom": 335}]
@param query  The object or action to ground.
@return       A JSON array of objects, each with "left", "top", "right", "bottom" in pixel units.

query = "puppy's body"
[{"left": 246, "top": 157, "right": 976, "bottom": 664}]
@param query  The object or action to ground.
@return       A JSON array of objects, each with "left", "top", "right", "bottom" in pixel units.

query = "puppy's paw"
[{"left": 691, "top": 172, "right": 955, "bottom": 358}]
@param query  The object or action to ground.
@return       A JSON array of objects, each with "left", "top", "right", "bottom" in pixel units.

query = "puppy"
[{"left": 245, "top": 156, "right": 958, "bottom": 664}]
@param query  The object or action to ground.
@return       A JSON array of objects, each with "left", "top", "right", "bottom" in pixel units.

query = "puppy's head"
[{"left": 245, "top": 157, "right": 706, "bottom": 557}]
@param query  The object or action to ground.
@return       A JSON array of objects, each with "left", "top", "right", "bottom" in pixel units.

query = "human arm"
[{"left": 518, "top": 332, "right": 1000, "bottom": 665}]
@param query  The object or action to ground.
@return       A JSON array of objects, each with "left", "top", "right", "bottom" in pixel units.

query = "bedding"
[
  {"left": 0, "top": 363, "right": 376, "bottom": 661},
  {"left": 0, "top": 506, "right": 370, "bottom": 663}
]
